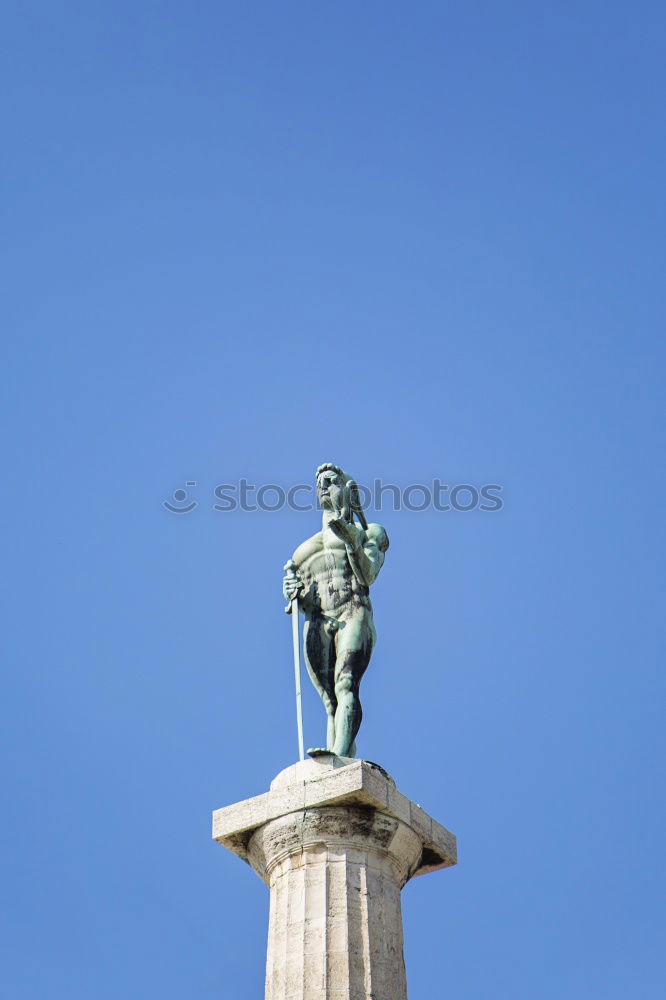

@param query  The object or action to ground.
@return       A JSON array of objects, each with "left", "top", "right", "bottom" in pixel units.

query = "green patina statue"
[{"left": 283, "top": 464, "right": 389, "bottom": 758}]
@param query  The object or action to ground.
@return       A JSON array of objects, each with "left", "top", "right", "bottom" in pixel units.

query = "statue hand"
[
  {"left": 283, "top": 561, "right": 303, "bottom": 602},
  {"left": 328, "top": 517, "right": 360, "bottom": 549}
]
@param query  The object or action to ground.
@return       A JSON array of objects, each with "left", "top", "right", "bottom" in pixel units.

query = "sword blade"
[{"left": 291, "top": 598, "right": 305, "bottom": 761}]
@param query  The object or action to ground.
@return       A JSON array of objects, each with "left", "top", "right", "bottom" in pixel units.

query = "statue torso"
[{"left": 292, "top": 529, "right": 371, "bottom": 617}]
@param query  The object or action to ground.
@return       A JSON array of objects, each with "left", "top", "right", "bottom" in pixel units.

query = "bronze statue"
[{"left": 283, "top": 464, "right": 389, "bottom": 757}]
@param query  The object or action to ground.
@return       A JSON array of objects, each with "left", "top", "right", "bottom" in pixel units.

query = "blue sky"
[{"left": 2, "top": 2, "right": 665, "bottom": 997}]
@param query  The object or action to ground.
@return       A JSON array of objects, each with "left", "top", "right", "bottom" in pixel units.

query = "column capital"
[{"left": 212, "top": 754, "right": 457, "bottom": 883}]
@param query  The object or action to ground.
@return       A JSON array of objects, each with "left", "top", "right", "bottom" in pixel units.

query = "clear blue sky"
[{"left": 2, "top": 2, "right": 665, "bottom": 997}]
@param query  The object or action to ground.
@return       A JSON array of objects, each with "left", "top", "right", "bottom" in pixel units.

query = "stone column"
[{"left": 212, "top": 755, "right": 456, "bottom": 1000}]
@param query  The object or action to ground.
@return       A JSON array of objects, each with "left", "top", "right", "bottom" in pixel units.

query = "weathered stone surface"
[
  {"left": 212, "top": 755, "right": 457, "bottom": 1000},
  {"left": 212, "top": 754, "right": 456, "bottom": 876}
]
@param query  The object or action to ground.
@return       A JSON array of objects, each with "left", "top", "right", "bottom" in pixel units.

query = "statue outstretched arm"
[{"left": 329, "top": 520, "right": 389, "bottom": 587}]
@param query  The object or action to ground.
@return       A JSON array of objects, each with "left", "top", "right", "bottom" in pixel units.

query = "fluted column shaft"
[{"left": 248, "top": 806, "right": 421, "bottom": 1000}]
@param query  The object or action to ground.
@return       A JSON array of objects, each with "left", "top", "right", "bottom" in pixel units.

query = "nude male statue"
[{"left": 282, "top": 464, "right": 389, "bottom": 758}]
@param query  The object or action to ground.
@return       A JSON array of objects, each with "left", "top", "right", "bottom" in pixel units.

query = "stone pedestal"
[{"left": 212, "top": 754, "right": 456, "bottom": 1000}]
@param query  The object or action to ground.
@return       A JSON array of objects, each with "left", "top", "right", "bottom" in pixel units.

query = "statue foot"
[{"left": 307, "top": 747, "right": 335, "bottom": 758}]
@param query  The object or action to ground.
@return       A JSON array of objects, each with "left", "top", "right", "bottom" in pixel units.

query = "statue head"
[{"left": 316, "top": 464, "right": 368, "bottom": 529}]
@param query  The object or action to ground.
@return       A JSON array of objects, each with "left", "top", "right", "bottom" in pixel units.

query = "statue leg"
[
  {"left": 303, "top": 617, "right": 336, "bottom": 750},
  {"left": 331, "top": 613, "right": 374, "bottom": 757}
]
